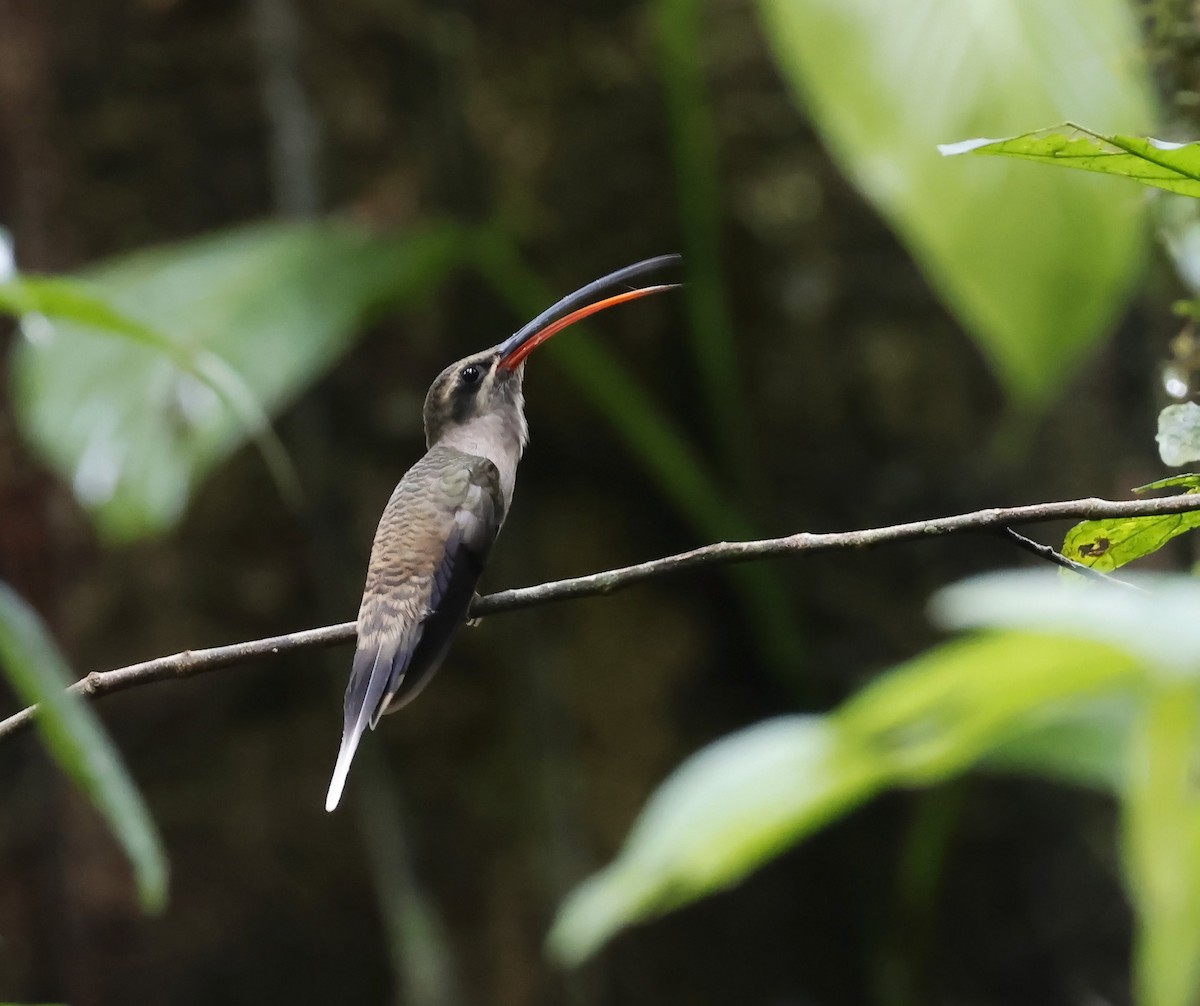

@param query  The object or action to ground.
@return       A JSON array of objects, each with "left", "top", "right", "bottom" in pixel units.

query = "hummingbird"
[{"left": 325, "top": 254, "right": 681, "bottom": 811}]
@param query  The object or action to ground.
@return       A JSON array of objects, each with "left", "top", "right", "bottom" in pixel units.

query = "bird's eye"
[{"left": 459, "top": 364, "right": 482, "bottom": 385}]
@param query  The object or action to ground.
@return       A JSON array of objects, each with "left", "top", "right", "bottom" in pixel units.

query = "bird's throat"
[{"left": 436, "top": 410, "right": 525, "bottom": 509}]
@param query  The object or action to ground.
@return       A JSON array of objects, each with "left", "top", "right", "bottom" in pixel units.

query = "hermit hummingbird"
[{"left": 325, "top": 255, "right": 681, "bottom": 811}]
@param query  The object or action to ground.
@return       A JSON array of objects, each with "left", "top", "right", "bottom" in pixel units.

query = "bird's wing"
[{"left": 325, "top": 451, "right": 503, "bottom": 811}]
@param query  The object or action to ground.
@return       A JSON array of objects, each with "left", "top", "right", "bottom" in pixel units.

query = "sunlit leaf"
[
  {"left": 1135, "top": 473, "right": 1200, "bottom": 493},
  {"left": 1123, "top": 683, "right": 1200, "bottom": 1006},
  {"left": 758, "top": 0, "right": 1153, "bottom": 402},
  {"left": 7, "top": 219, "right": 463, "bottom": 542},
  {"left": 1158, "top": 403, "right": 1200, "bottom": 467},
  {"left": 1061, "top": 510, "right": 1200, "bottom": 571},
  {"left": 548, "top": 632, "right": 1138, "bottom": 964},
  {"left": 941, "top": 124, "right": 1200, "bottom": 198},
  {"left": 1057, "top": 475, "right": 1200, "bottom": 571},
  {"left": 0, "top": 583, "right": 167, "bottom": 910}
]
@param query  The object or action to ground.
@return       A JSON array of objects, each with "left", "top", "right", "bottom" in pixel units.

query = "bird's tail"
[{"left": 325, "top": 645, "right": 388, "bottom": 812}]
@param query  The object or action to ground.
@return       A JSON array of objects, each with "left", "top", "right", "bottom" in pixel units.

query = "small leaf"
[
  {"left": 0, "top": 583, "right": 168, "bottom": 910},
  {"left": 1061, "top": 511, "right": 1200, "bottom": 571},
  {"left": 1123, "top": 682, "right": 1200, "bottom": 1006},
  {"left": 1158, "top": 403, "right": 1200, "bottom": 467},
  {"left": 940, "top": 124, "right": 1200, "bottom": 198},
  {"left": 1059, "top": 474, "right": 1200, "bottom": 572},
  {"left": 1135, "top": 473, "right": 1200, "bottom": 492}
]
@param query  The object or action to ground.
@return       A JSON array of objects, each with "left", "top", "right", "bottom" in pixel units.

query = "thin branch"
[
  {"left": 999, "top": 527, "right": 1144, "bottom": 590},
  {"left": 2, "top": 493, "right": 1196, "bottom": 743}
]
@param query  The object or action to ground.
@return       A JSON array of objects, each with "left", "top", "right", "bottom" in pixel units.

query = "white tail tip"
[{"left": 324, "top": 730, "right": 362, "bottom": 812}]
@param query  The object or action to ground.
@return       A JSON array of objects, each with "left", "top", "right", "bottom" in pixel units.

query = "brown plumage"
[{"left": 325, "top": 255, "right": 681, "bottom": 811}]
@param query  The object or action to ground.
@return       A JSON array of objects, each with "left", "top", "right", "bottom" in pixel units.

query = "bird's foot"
[{"left": 467, "top": 592, "right": 483, "bottom": 628}]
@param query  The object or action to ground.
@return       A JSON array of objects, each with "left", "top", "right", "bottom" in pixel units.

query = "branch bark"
[{"left": 2, "top": 493, "right": 1195, "bottom": 743}]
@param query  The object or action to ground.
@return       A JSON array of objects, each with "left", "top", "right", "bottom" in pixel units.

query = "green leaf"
[
  {"left": 933, "top": 571, "right": 1200, "bottom": 675},
  {"left": 0, "top": 275, "right": 302, "bottom": 514},
  {"left": 549, "top": 715, "right": 880, "bottom": 965},
  {"left": 1061, "top": 511, "right": 1200, "bottom": 571},
  {"left": 0, "top": 583, "right": 167, "bottom": 910},
  {"left": 941, "top": 124, "right": 1200, "bottom": 198},
  {"left": 757, "top": 0, "right": 1153, "bottom": 403},
  {"left": 1058, "top": 474, "right": 1200, "bottom": 572},
  {"left": 983, "top": 695, "right": 1134, "bottom": 791},
  {"left": 6, "top": 220, "right": 463, "bottom": 542},
  {"left": 1157, "top": 403, "right": 1200, "bottom": 467},
  {"left": 1123, "top": 683, "right": 1200, "bottom": 1006},
  {"left": 1135, "top": 474, "right": 1200, "bottom": 493},
  {"left": 548, "top": 631, "right": 1138, "bottom": 964}
]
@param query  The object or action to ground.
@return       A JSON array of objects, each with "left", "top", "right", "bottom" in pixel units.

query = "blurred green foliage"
[
  {"left": 3, "top": 220, "right": 465, "bottom": 541},
  {"left": 762, "top": 0, "right": 1153, "bottom": 402},
  {"left": 549, "top": 619, "right": 1140, "bottom": 963},
  {"left": 0, "top": 584, "right": 166, "bottom": 911},
  {"left": 550, "top": 572, "right": 1200, "bottom": 1006},
  {"left": 0, "top": 0, "right": 1196, "bottom": 1003}
]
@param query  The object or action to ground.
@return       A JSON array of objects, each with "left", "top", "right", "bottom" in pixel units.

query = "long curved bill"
[{"left": 497, "top": 254, "right": 682, "bottom": 370}]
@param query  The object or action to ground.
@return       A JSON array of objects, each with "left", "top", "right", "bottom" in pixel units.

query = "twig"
[
  {"left": 2, "top": 493, "right": 1196, "bottom": 743},
  {"left": 999, "top": 527, "right": 1144, "bottom": 590}
]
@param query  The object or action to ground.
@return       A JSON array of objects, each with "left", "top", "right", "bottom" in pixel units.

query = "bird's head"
[{"left": 422, "top": 254, "right": 681, "bottom": 449}]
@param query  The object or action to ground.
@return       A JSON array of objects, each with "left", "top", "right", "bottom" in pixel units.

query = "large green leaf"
[
  {"left": 548, "top": 631, "right": 1139, "bottom": 964},
  {"left": 5, "top": 220, "right": 463, "bottom": 541},
  {"left": 940, "top": 124, "right": 1200, "bottom": 198},
  {"left": 0, "top": 583, "right": 167, "bottom": 910},
  {"left": 0, "top": 275, "right": 302, "bottom": 514},
  {"left": 757, "top": 0, "right": 1154, "bottom": 402}
]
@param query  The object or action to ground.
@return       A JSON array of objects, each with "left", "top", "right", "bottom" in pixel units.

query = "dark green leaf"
[
  {"left": 0, "top": 583, "right": 167, "bottom": 910},
  {"left": 941, "top": 124, "right": 1200, "bottom": 198}
]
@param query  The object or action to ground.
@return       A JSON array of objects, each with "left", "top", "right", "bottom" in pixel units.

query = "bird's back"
[{"left": 325, "top": 445, "right": 503, "bottom": 810}]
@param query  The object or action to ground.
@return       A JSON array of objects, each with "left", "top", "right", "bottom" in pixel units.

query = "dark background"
[{"left": 0, "top": 1, "right": 1185, "bottom": 1003}]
